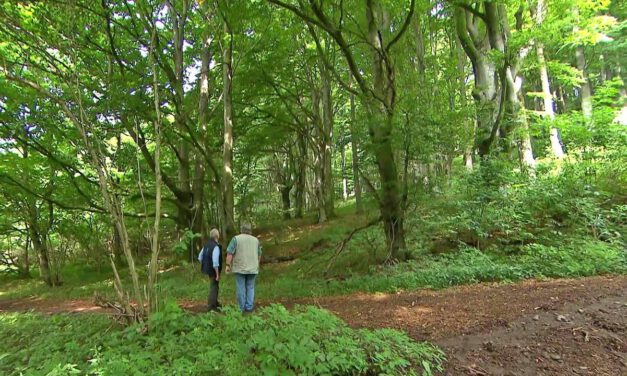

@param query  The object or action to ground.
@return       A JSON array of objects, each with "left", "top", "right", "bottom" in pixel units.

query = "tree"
[
  {"left": 267, "top": 0, "right": 417, "bottom": 259},
  {"left": 454, "top": 1, "right": 535, "bottom": 169},
  {"left": 531, "top": 0, "right": 565, "bottom": 159}
]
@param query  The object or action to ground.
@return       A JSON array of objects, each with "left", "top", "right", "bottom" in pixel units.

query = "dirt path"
[
  {"left": 292, "top": 276, "right": 626, "bottom": 376},
  {"left": 1, "top": 275, "right": 625, "bottom": 375}
]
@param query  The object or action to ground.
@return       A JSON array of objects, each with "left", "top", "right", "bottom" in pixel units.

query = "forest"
[{"left": 0, "top": 0, "right": 625, "bottom": 375}]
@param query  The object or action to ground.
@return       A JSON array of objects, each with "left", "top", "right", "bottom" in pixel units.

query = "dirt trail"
[
  {"left": 1, "top": 275, "right": 625, "bottom": 375},
  {"left": 283, "top": 275, "right": 627, "bottom": 375}
]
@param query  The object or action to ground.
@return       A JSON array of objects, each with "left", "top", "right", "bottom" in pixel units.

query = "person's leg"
[
  {"left": 244, "top": 274, "right": 256, "bottom": 312},
  {"left": 208, "top": 277, "right": 219, "bottom": 311},
  {"left": 216, "top": 278, "right": 221, "bottom": 308},
  {"left": 234, "top": 273, "right": 246, "bottom": 312},
  {"left": 207, "top": 277, "right": 213, "bottom": 310}
]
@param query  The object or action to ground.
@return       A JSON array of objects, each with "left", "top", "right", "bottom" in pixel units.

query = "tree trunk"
[
  {"left": 167, "top": 1, "right": 193, "bottom": 235},
  {"left": 320, "top": 62, "right": 335, "bottom": 218},
  {"left": 458, "top": 2, "right": 534, "bottom": 165},
  {"left": 474, "top": 63, "right": 499, "bottom": 157},
  {"left": 413, "top": 14, "right": 426, "bottom": 75},
  {"left": 311, "top": 83, "right": 327, "bottom": 223},
  {"left": 20, "top": 233, "right": 30, "bottom": 278},
  {"left": 111, "top": 225, "right": 124, "bottom": 266},
  {"left": 455, "top": 7, "right": 499, "bottom": 157},
  {"left": 340, "top": 139, "right": 348, "bottom": 200},
  {"left": 456, "top": 34, "right": 474, "bottom": 170},
  {"left": 536, "top": 43, "right": 564, "bottom": 159},
  {"left": 295, "top": 131, "right": 307, "bottom": 218},
  {"left": 222, "top": 21, "right": 236, "bottom": 238},
  {"left": 370, "top": 111, "right": 406, "bottom": 259},
  {"left": 198, "top": 8, "right": 215, "bottom": 241},
  {"left": 538, "top": 44, "right": 565, "bottom": 158},
  {"left": 573, "top": 7, "right": 593, "bottom": 120},
  {"left": 366, "top": 1, "right": 406, "bottom": 260},
  {"left": 556, "top": 85, "right": 567, "bottom": 113},
  {"left": 533, "top": 0, "right": 564, "bottom": 159},
  {"left": 505, "top": 69, "right": 536, "bottom": 169},
  {"left": 348, "top": 74, "right": 363, "bottom": 213},
  {"left": 75, "top": 80, "right": 144, "bottom": 323},
  {"left": 519, "top": 120, "right": 536, "bottom": 170},
  {"left": 618, "top": 63, "right": 627, "bottom": 98},
  {"left": 26, "top": 199, "right": 59, "bottom": 286},
  {"left": 503, "top": 52, "right": 536, "bottom": 169},
  {"left": 29, "top": 224, "right": 54, "bottom": 286},
  {"left": 191, "top": 159, "right": 205, "bottom": 237},
  {"left": 281, "top": 185, "right": 291, "bottom": 220},
  {"left": 147, "top": 39, "right": 163, "bottom": 313},
  {"left": 576, "top": 46, "right": 593, "bottom": 119},
  {"left": 599, "top": 53, "right": 608, "bottom": 83}
]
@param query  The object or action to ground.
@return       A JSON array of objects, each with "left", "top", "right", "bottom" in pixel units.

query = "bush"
[
  {"left": 321, "top": 239, "right": 626, "bottom": 296},
  {"left": 518, "top": 241, "right": 627, "bottom": 277},
  {"left": 0, "top": 304, "right": 445, "bottom": 376}
]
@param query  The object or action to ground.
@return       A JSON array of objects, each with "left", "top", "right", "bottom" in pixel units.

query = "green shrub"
[
  {"left": 519, "top": 241, "right": 627, "bottom": 277},
  {"left": 0, "top": 304, "right": 444, "bottom": 376},
  {"left": 324, "top": 239, "right": 626, "bottom": 295}
]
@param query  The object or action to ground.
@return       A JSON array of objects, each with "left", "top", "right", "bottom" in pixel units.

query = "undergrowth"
[
  {"left": 0, "top": 304, "right": 444, "bottom": 376},
  {"left": 1, "top": 159, "right": 624, "bottom": 305},
  {"left": 259, "top": 237, "right": 626, "bottom": 298}
]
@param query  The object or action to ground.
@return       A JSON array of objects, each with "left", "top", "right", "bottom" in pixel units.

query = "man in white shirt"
[{"left": 225, "top": 223, "right": 262, "bottom": 313}]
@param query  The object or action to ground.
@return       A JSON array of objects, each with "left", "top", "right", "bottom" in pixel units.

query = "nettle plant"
[{"left": 0, "top": 304, "right": 445, "bottom": 376}]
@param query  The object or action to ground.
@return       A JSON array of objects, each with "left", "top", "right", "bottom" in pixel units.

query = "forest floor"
[{"left": 1, "top": 275, "right": 625, "bottom": 376}]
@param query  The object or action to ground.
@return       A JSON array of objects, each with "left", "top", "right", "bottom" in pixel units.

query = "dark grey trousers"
[{"left": 208, "top": 277, "right": 220, "bottom": 310}]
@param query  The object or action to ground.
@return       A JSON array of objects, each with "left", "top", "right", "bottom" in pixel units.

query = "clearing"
[{"left": 1, "top": 275, "right": 625, "bottom": 376}]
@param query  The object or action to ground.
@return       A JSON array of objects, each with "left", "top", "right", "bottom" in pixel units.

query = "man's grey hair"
[
  {"left": 240, "top": 222, "right": 252, "bottom": 234},
  {"left": 209, "top": 228, "right": 220, "bottom": 239}
]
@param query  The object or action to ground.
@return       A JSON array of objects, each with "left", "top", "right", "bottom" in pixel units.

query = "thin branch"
[
  {"left": 385, "top": 0, "right": 416, "bottom": 52},
  {"left": 358, "top": 167, "right": 381, "bottom": 204},
  {"left": 454, "top": 7, "right": 481, "bottom": 62},
  {"left": 305, "top": 23, "right": 361, "bottom": 97},
  {"left": 324, "top": 216, "right": 382, "bottom": 276},
  {"left": 453, "top": 1, "right": 487, "bottom": 22},
  {"left": 266, "top": 0, "right": 328, "bottom": 31}
]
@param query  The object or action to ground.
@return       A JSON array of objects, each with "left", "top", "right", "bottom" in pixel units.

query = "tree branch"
[
  {"left": 266, "top": 0, "right": 328, "bottom": 31},
  {"left": 305, "top": 23, "right": 361, "bottom": 97},
  {"left": 324, "top": 216, "right": 382, "bottom": 276},
  {"left": 454, "top": 7, "right": 481, "bottom": 62},
  {"left": 453, "top": 1, "right": 487, "bottom": 22},
  {"left": 385, "top": 0, "right": 416, "bottom": 52}
]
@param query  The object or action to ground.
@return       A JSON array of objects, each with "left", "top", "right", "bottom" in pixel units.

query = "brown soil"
[
  {"left": 1, "top": 275, "right": 625, "bottom": 375},
  {"left": 287, "top": 275, "right": 626, "bottom": 376},
  {"left": 0, "top": 296, "right": 113, "bottom": 314}
]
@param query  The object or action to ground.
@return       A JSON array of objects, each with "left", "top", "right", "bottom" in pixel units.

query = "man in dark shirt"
[{"left": 198, "top": 228, "right": 223, "bottom": 311}]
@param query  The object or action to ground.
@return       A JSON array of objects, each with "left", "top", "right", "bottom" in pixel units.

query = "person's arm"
[
  {"left": 225, "top": 237, "right": 237, "bottom": 273},
  {"left": 257, "top": 242, "right": 262, "bottom": 264},
  {"left": 211, "top": 246, "right": 220, "bottom": 280},
  {"left": 225, "top": 254, "right": 233, "bottom": 273},
  {"left": 197, "top": 247, "right": 204, "bottom": 263}
]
